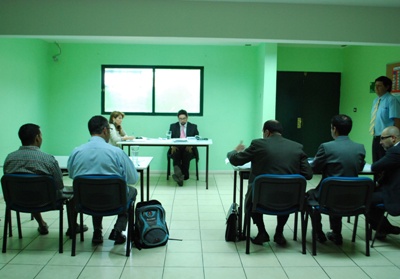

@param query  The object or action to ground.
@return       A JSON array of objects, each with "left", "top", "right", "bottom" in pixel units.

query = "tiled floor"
[{"left": 1, "top": 172, "right": 400, "bottom": 279}]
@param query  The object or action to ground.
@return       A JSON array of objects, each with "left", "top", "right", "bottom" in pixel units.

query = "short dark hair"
[
  {"left": 375, "top": 76, "right": 392, "bottom": 92},
  {"left": 18, "top": 123, "right": 40, "bottom": 146},
  {"left": 177, "top": 109, "right": 188, "bottom": 117},
  {"left": 88, "top": 115, "right": 109, "bottom": 135},
  {"left": 263, "top": 120, "right": 283, "bottom": 134},
  {"left": 331, "top": 114, "right": 352, "bottom": 135}
]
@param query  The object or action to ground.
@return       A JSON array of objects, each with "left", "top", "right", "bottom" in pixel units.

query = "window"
[{"left": 101, "top": 65, "right": 204, "bottom": 115}]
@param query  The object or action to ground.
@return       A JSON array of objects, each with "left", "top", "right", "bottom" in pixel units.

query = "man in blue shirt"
[{"left": 68, "top": 115, "right": 138, "bottom": 245}]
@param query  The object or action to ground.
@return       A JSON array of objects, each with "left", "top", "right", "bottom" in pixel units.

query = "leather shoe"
[
  {"left": 273, "top": 233, "right": 287, "bottom": 246},
  {"left": 38, "top": 223, "right": 49, "bottom": 235},
  {"left": 92, "top": 229, "right": 103, "bottom": 244},
  {"left": 326, "top": 231, "right": 343, "bottom": 245},
  {"left": 250, "top": 232, "right": 270, "bottom": 245},
  {"left": 66, "top": 224, "right": 88, "bottom": 237},
  {"left": 172, "top": 174, "right": 183, "bottom": 186},
  {"left": 375, "top": 231, "right": 387, "bottom": 240},
  {"left": 315, "top": 230, "right": 327, "bottom": 243},
  {"left": 108, "top": 229, "right": 126, "bottom": 245},
  {"left": 387, "top": 226, "right": 400, "bottom": 235}
]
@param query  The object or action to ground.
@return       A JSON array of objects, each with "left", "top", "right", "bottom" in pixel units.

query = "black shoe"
[
  {"left": 38, "top": 223, "right": 49, "bottom": 235},
  {"left": 172, "top": 174, "right": 184, "bottom": 186},
  {"left": 109, "top": 229, "right": 127, "bottom": 245},
  {"left": 326, "top": 231, "right": 343, "bottom": 245},
  {"left": 387, "top": 226, "right": 400, "bottom": 235},
  {"left": 66, "top": 224, "right": 89, "bottom": 237},
  {"left": 375, "top": 231, "right": 387, "bottom": 240},
  {"left": 314, "top": 230, "right": 327, "bottom": 243},
  {"left": 92, "top": 229, "right": 103, "bottom": 244},
  {"left": 250, "top": 232, "right": 270, "bottom": 245},
  {"left": 273, "top": 233, "right": 287, "bottom": 246}
]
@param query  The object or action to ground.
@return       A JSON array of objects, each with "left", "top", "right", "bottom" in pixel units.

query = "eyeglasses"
[{"left": 380, "top": 135, "right": 392, "bottom": 140}]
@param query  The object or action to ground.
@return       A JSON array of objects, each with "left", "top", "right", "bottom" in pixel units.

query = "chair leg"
[
  {"left": 167, "top": 156, "right": 171, "bottom": 180},
  {"left": 351, "top": 215, "right": 359, "bottom": 242},
  {"left": 8, "top": 210, "right": 12, "bottom": 237},
  {"left": 347, "top": 216, "right": 351, "bottom": 223},
  {"left": 16, "top": 212, "right": 22, "bottom": 239},
  {"left": 293, "top": 212, "right": 298, "bottom": 241},
  {"left": 126, "top": 201, "right": 135, "bottom": 257},
  {"left": 245, "top": 212, "right": 251, "bottom": 254},
  {"left": 59, "top": 208, "right": 63, "bottom": 253},
  {"left": 365, "top": 217, "right": 370, "bottom": 256},
  {"left": 80, "top": 213, "right": 84, "bottom": 241},
  {"left": 310, "top": 209, "right": 317, "bottom": 256},
  {"left": 301, "top": 211, "right": 306, "bottom": 254},
  {"left": 3, "top": 209, "right": 11, "bottom": 253},
  {"left": 196, "top": 159, "right": 199, "bottom": 181},
  {"left": 371, "top": 212, "right": 388, "bottom": 248}
]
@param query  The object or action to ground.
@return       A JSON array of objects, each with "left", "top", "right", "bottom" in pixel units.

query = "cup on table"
[
  {"left": 131, "top": 145, "right": 140, "bottom": 165},
  {"left": 166, "top": 130, "right": 172, "bottom": 139}
]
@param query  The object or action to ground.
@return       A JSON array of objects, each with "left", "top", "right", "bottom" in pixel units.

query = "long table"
[
  {"left": 118, "top": 138, "right": 213, "bottom": 189},
  {"left": 230, "top": 161, "right": 373, "bottom": 238}
]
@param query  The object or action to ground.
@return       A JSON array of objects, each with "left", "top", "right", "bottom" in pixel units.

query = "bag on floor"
[
  {"left": 225, "top": 202, "right": 239, "bottom": 242},
  {"left": 134, "top": 199, "right": 169, "bottom": 249}
]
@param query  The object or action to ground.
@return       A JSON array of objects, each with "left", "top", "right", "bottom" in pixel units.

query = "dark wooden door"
[{"left": 276, "top": 71, "right": 341, "bottom": 157}]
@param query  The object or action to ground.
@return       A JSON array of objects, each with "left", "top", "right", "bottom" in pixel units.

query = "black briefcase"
[{"left": 225, "top": 203, "right": 239, "bottom": 242}]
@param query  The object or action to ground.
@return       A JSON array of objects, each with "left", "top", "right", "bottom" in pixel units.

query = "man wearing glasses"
[
  {"left": 168, "top": 109, "right": 199, "bottom": 187},
  {"left": 369, "top": 126, "right": 400, "bottom": 239}
]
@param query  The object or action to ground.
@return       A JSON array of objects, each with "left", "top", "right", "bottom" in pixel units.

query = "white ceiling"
[{"left": 183, "top": 0, "right": 400, "bottom": 8}]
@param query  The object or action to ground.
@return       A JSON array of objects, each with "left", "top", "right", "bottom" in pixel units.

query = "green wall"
[{"left": 1, "top": 39, "right": 400, "bottom": 170}]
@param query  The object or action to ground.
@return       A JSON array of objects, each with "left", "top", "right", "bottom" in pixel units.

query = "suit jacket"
[
  {"left": 169, "top": 122, "right": 199, "bottom": 139},
  {"left": 371, "top": 143, "right": 400, "bottom": 215},
  {"left": 227, "top": 135, "right": 313, "bottom": 184},
  {"left": 311, "top": 136, "right": 366, "bottom": 184}
]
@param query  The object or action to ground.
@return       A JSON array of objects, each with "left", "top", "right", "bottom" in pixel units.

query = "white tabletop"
[
  {"left": 54, "top": 155, "right": 69, "bottom": 169},
  {"left": 129, "top": 156, "right": 153, "bottom": 170},
  {"left": 118, "top": 138, "right": 213, "bottom": 146},
  {"left": 227, "top": 158, "right": 372, "bottom": 174}
]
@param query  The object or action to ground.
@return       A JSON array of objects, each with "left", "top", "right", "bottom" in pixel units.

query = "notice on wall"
[{"left": 387, "top": 62, "right": 400, "bottom": 96}]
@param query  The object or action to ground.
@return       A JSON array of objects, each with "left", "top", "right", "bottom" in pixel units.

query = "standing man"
[
  {"left": 68, "top": 115, "right": 138, "bottom": 245},
  {"left": 168, "top": 109, "right": 199, "bottom": 186},
  {"left": 3, "top": 123, "right": 87, "bottom": 236},
  {"left": 368, "top": 126, "right": 400, "bottom": 239},
  {"left": 227, "top": 120, "right": 312, "bottom": 246},
  {"left": 307, "top": 115, "right": 366, "bottom": 245},
  {"left": 370, "top": 76, "right": 400, "bottom": 163}
]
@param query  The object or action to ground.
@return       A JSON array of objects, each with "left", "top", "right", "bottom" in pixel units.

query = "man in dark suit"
[
  {"left": 169, "top": 109, "right": 199, "bottom": 186},
  {"left": 227, "top": 120, "right": 312, "bottom": 246},
  {"left": 369, "top": 126, "right": 400, "bottom": 239},
  {"left": 307, "top": 114, "right": 366, "bottom": 245}
]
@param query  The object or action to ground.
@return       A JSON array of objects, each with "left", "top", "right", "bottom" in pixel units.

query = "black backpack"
[
  {"left": 225, "top": 202, "right": 239, "bottom": 242},
  {"left": 134, "top": 199, "right": 169, "bottom": 249}
]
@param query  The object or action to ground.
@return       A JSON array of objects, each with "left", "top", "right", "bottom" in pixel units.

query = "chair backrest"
[
  {"left": 72, "top": 175, "right": 128, "bottom": 216},
  {"left": 318, "top": 177, "right": 374, "bottom": 215},
  {"left": 252, "top": 174, "right": 307, "bottom": 213},
  {"left": 1, "top": 174, "right": 58, "bottom": 211}
]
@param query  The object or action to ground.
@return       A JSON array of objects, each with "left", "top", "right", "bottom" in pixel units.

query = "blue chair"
[
  {"left": 245, "top": 174, "right": 307, "bottom": 254},
  {"left": 70, "top": 175, "right": 135, "bottom": 257},
  {"left": 306, "top": 177, "right": 374, "bottom": 256},
  {"left": 1, "top": 174, "right": 72, "bottom": 253}
]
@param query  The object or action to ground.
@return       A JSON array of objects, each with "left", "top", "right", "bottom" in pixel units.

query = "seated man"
[
  {"left": 3, "top": 123, "right": 87, "bottom": 236},
  {"left": 368, "top": 126, "right": 400, "bottom": 239},
  {"left": 307, "top": 115, "right": 366, "bottom": 245},
  {"left": 168, "top": 109, "right": 199, "bottom": 186},
  {"left": 68, "top": 115, "right": 138, "bottom": 245},
  {"left": 227, "top": 120, "right": 312, "bottom": 246}
]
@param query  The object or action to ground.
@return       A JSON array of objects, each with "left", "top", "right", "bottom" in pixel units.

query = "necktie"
[
  {"left": 369, "top": 98, "right": 381, "bottom": 135},
  {"left": 180, "top": 125, "right": 186, "bottom": 138}
]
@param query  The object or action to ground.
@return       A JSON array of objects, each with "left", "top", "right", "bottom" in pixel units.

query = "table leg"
[
  {"left": 146, "top": 166, "right": 150, "bottom": 201},
  {"left": 139, "top": 170, "right": 144, "bottom": 202},
  {"left": 233, "top": 170, "right": 237, "bottom": 204},
  {"left": 206, "top": 146, "right": 209, "bottom": 189},
  {"left": 239, "top": 172, "right": 245, "bottom": 239}
]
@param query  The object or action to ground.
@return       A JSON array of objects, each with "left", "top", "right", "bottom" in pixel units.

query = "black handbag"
[{"left": 225, "top": 203, "right": 239, "bottom": 242}]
